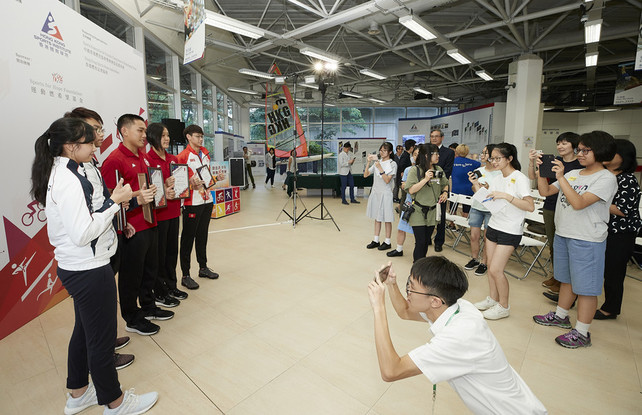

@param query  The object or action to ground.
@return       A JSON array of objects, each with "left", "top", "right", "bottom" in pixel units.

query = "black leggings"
[
  {"left": 412, "top": 225, "right": 435, "bottom": 262},
  {"left": 601, "top": 232, "right": 636, "bottom": 315},
  {"left": 265, "top": 168, "right": 275, "bottom": 185}
]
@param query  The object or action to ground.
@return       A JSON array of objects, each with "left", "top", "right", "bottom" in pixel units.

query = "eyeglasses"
[
  {"left": 574, "top": 147, "right": 592, "bottom": 155},
  {"left": 91, "top": 126, "right": 104, "bottom": 134},
  {"left": 488, "top": 156, "right": 505, "bottom": 162},
  {"left": 406, "top": 278, "right": 445, "bottom": 304}
]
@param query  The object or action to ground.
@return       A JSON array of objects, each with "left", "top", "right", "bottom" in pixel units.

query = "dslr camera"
[
  {"left": 400, "top": 201, "right": 415, "bottom": 222},
  {"left": 431, "top": 170, "right": 444, "bottom": 179}
]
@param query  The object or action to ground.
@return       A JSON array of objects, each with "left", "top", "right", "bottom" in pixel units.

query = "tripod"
[
  {"left": 301, "top": 79, "right": 339, "bottom": 231},
  {"left": 276, "top": 74, "right": 307, "bottom": 227}
]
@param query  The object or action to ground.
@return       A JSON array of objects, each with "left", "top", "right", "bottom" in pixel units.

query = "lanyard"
[{"left": 432, "top": 305, "right": 460, "bottom": 415}]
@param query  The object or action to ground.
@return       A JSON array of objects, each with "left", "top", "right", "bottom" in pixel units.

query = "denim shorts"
[
  {"left": 553, "top": 235, "right": 606, "bottom": 296},
  {"left": 468, "top": 207, "right": 492, "bottom": 229},
  {"left": 485, "top": 226, "right": 522, "bottom": 248}
]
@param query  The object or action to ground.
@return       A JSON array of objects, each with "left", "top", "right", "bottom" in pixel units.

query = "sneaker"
[
  {"left": 144, "top": 308, "right": 174, "bottom": 321},
  {"left": 473, "top": 296, "right": 498, "bottom": 311},
  {"left": 541, "top": 276, "right": 556, "bottom": 288},
  {"left": 366, "top": 241, "right": 380, "bottom": 249},
  {"left": 168, "top": 288, "right": 188, "bottom": 300},
  {"left": 464, "top": 259, "right": 480, "bottom": 270},
  {"left": 532, "top": 311, "right": 571, "bottom": 329},
  {"left": 64, "top": 382, "right": 98, "bottom": 415},
  {"left": 114, "top": 353, "right": 135, "bottom": 370},
  {"left": 154, "top": 295, "right": 180, "bottom": 308},
  {"left": 114, "top": 336, "right": 130, "bottom": 351},
  {"left": 181, "top": 276, "right": 200, "bottom": 290},
  {"left": 555, "top": 329, "right": 591, "bottom": 349},
  {"left": 199, "top": 267, "right": 219, "bottom": 279},
  {"left": 103, "top": 388, "right": 158, "bottom": 415},
  {"left": 482, "top": 303, "right": 510, "bottom": 320},
  {"left": 386, "top": 249, "right": 403, "bottom": 257},
  {"left": 378, "top": 242, "right": 392, "bottom": 251},
  {"left": 474, "top": 263, "right": 488, "bottom": 276},
  {"left": 125, "top": 320, "right": 160, "bottom": 336}
]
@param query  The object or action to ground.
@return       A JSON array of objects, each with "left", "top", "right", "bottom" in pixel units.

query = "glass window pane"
[
  {"left": 250, "top": 124, "right": 266, "bottom": 141},
  {"left": 145, "top": 38, "right": 170, "bottom": 85},
  {"left": 203, "top": 108, "right": 214, "bottom": 134},
  {"left": 227, "top": 118, "right": 234, "bottom": 133},
  {"left": 342, "top": 107, "right": 372, "bottom": 123},
  {"left": 147, "top": 82, "right": 174, "bottom": 123},
  {"left": 202, "top": 80, "right": 213, "bottom": 107},
  {"left": 181, "top": 97, "right": 198, "bottom": 125},
  {"left": 179, "top": 66, "right": 196, "bottom": 97},
  {"left": 217, "top": 92, "right": 224, "bottom": 114},
  {"left": 340, "top": 123, "right": 370, "bottom": 138},
  {"left": 217, "top": 113, "right": 224, "bottom": 130},
  {"left": 79, "top": 0, "right": 134, "bottom": 47},
  {"left": 374, "top": 107, "right": 405, "bottom": 122},
  {"left": 203, "top": 135, "right": 214, "bottom": 155},
  {"left": 227, "top": 100, "right": 233, "bottom": 118},
  {"left": 407, "top": 107, "right": 439, "bottom": 118},
  {"left": 249, "top": 107, "right": 266, "bottom": 122},
  {"left": 373, "top": 123, "right": 396, "bottom": 141}
]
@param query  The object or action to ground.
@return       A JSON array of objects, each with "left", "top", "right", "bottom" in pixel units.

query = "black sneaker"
[
  {"left": 114, "top": 336, "right": 130, "bottom": 350},
  {"left": 168, "top": 288, "right": 188, "bottom": 300},
  {"left": 125, "top": 320, "right": 160, "bottom": 336},
  {"left": 386, "top": 249, "right": 403, "bottom": 257},
  {"left": 366, "top": 241, "right": 380, "bottom": 249},
  {"left": 114, "top": 353, "right": 135, "bottom": 370},
  {"left": 474, "top": 263, "right": 488, "bottom": 276},
  {"left": 144, "top": 308, "right": 175, "bottom": 321},
  {"left": 464, "top": 259, "right": 480, "bottom": 270},
  {"left": 350, "top": 200, "right": 360, "bottom": 204},
  {"left": 181, "top": 276, "right": 200, "bottom": 290},
  {"left": 378, "top": 242, "right": 391, "bottom": 251},
  {"left": 434, "top": 245, "right": 443, "bottom": 252},
  {"left": 155, "top": 295, "right": 180, "bottom": 308},
  {"left": 199, "top": 267, "right": 219, "bottom": 279}
]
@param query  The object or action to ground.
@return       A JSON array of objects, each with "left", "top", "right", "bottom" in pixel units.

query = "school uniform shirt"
[
  {"left": 46, "top": 157, "right": 119, "bottom": 271},
  {"left": 553, "top": 169, "right": 617, "bottom": 242},
  {"left": 408, "top": 299, "right": 547, "bottom": 415},
  {"left": 470, "top": 166, "right": 501, "bottom": 212},
  {"left": 337, "top": 151, "right": 353, "bottom": 176},
  {"left": 265, "top": 153, "right": 276, "bottom": 170},
  {"left": 146, "top": 149, "right": 181, "bottom": 222},
  {"left": 176, "top": 145, "right": 213, "bottom": 207},
  {"left": 101, "top": 143, "right": 157, "bottom": 231},
  {"left": 487, "top": 170, "right": 531, "bottom": 236}
]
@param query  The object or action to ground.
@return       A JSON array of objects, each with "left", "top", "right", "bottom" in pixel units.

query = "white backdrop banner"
[{"left": 0, "top": 0, "right": 146, "bottom": 339}]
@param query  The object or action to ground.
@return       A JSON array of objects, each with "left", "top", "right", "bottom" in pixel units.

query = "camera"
[
  {"left": 431, "top": 170, "right": 444, "bottom": 179},
  {"left": 400, "top": 201, "right": 415, "bottom": 222},
  {"left": 472, "top": 169, "right": 482, "bottom": 179}
]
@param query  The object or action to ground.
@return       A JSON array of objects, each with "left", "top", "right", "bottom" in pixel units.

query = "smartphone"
[
  {"left": 472, "top": 169, "right": 483, "bottom": 179},
  {"left": 539, "top": 154, "right": 556, "bottom": 178},
  {"left": 378, "top": 265, "right": 391, "bottom": 283}
]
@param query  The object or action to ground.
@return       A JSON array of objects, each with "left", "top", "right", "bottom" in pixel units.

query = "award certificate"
[
  {"left": 196, "top": 165, "right": 215, "bottom": 189},
  {"left": 148, "top": 167, "right": 167, "bottom": 209},
  {"left": 171, "top": 164, "right": 190, "bottom": 199}
]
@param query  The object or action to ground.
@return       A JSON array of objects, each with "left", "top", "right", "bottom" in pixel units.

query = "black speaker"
[
  {"left": 229, "top": 158, "right": 246, "bottom": 187},
  {"left": 162, "top": 118, "right": 186, "bottom": 146}
]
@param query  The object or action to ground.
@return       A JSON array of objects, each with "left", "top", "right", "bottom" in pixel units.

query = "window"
[
  {"left": 79, "top": 0, "right": 134, "bottom": 47},
  {"left": 180, "top": 66, "right": 196, "bottom": 97},
  {"left": 181, "top": 97, "right": 198, "bottom": 125},
  {"left": 145, "top": 39, "right": 171, "bottom": 85},
  {"left": 147, "top": 82, "right": 174, "bottom": 123}
]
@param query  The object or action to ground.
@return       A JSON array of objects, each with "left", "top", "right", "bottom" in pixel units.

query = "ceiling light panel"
[
  {"left": 475, "top": 70, "right": 493, "bottom": 81},
  {"left": 228, "top": 87, "right": 260, "bottom": 95},
  {"left": 300, "top": 47, "right": 340, "bottom": 64},
  {"left": 204, "top": 11, "right": 265, "bottom": 39},
  {"left": 399, "top": 15, "right": 437, "bottom": 40},
  {"left": 447, "top": 49, "right": 471, "bottom": 65},
  {"left": 413, "top": 87, "right": 431, "bottom": 95},
  {"left": 238, "top": 68, "right": 274, "bottom": 79}
]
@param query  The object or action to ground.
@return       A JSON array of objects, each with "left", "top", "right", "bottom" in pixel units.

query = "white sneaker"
[
  {"left": 103, "top": 389, "right": 158, "bottom": 415},
  {"left": 473, "top": 296, "right": 498, "bottom": 311},
  {"left": 483, "top": 303, "right": 510, "bottom": 320},
  {"left": 65, "top": 383, "right": 98, "bottom": 415}
]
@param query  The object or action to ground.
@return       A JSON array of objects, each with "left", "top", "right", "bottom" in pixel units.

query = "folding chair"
[
  {"left": 505, "top": 209, "right": 549, "bottom": 280},
  {"left": 444, "top": 193, "right": 460, "bottom": 244},
  {"left": 449, "top": 195, "right": 474, "bottom": 253}
]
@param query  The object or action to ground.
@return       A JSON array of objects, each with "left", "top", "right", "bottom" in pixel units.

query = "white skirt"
[{"left": 366, "top": 190, "right": 395, "bottom": 223}]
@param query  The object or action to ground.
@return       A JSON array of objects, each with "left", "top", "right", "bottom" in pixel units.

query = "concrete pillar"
[{"left": 504, "top": 54, "right": 543, "bottom": 172}]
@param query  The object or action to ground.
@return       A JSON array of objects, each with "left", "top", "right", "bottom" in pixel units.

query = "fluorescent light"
[
  {"left": 300, "top": 47, "right": 340, "bottom": 64},
  {"left": 205, "top": 11, "right": 265, "bottom": 39},
  {"left": 596, "top": 107, "right": 621, "bottom": 112},
  {"left": 360, "top": 68, "right": 387, "bottom": 80},
  {"left": 298, "top": 83, "right": 319, "bottom": 90},
  {"left": 584, "top": 19, "right": 602, "bottom": 44},
  {"left": 585, "top": 52, "right": 598, "bottom": 67},
  {"left": 399, "top": 15, "right": 437, "bottom": 41},
  {"left": 249, "top": 102, "right": 265, "bottom": 107},
  {"left": 438, "top": 96, "right": 452, "bottom": 102},
  {"left": 238, "top": 68, "right": 274, "bottom": 79},
  {"left": 324, "top": 103, "right": 336, "bottom": 107},
  {"left": 564, "top": 106, "right": 589, "bottom": 112},
  {"left": 543, "top": 106, "right": 555, "bottom": 111},
  {"left": 413, "top": 87, "right": 431, "bottom": 95},
  {"left": 475, "top": 70, "right": 493, "bottom": 81},
  {"left": 228, "top": 87, "right": 260, "bottom": 95},
  {"left": 369, "top": 98, "right": 386, "bottom": 103},
  {"left": 447, "top": 49, "right": 471, "bottom": 65},
  {"left": 340, "top": 91, "right": 363, "bottom": 98},
  {"left": 304, "top": 75, "right": 316, "bottom": 84}
]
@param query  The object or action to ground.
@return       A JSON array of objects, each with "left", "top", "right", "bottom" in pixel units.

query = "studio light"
[
  {"left": 585, "top": 52, "right": 598, "bottom": 67},
  {"left": 204, "top": 11, "right": 265, "bottom": 39},
  {"left": 413, "top": 87, "right": 431, "bottom": 95},
  {"left": 447, "top": 49, "right": 471, "bottom": 65},
  {"left": 300, "top": 47, "right": 340, "bottom": 64},
  {"left": 584, "top": 19, "right": 602, "bottom": 44},
  {"left": 238, "top": 68, "right": 274, "bottom": 79},
  {"left": 228, "top": 87, "right": 260, "bottom": 95},
  {"left": 360, "top": 68, "right": 387, "bottom": 80},
  {"left": 475, "top": 70, "right": 493, "bottom": 81},
  {"left": 399, "top": 15, "right": 437, "bottom": 41}
]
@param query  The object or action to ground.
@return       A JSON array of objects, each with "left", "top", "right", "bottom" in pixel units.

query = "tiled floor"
[{"left": 1, "top": 181, "right": 641, "bottom": 414}]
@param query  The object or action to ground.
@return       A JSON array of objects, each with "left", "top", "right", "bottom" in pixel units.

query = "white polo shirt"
[{"left": 408, "top": 299, "right": 547, "bottom": 415}]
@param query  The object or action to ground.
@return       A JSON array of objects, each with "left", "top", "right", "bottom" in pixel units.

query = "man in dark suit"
[
  {"left": 429, "top": 129, "right": 454, "bottom": 252},
  {"left": 395, "top": 139, "right": 416, "bottom": 206}
]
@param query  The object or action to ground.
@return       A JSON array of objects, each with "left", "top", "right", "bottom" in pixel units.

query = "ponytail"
[
  {"left": 30, "top": 118, "right": 95, "bottom": 206},
  {"left": 495, "top": 142, "right": 521, "bottom": 171}
]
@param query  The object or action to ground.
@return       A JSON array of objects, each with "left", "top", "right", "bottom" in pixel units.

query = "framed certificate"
[
  {"left": 170, "top": 163, "right": 190, "bottom": 199},
  {"left": 148, "top": 167, "right": 167, "bottom": 209},
  {"left": 137, "top": 173, "right": 155, "bottom": 224},
  {"left": 196, "top": 165, "right": 215, "bottom": 189},
  {"left": 115, "top": 170, "right": 127, "bottom": 232}
]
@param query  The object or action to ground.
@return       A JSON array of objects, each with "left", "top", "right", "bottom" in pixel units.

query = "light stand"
[
  {"left": 276, "top": 74, "right": 308, "bottom": 227},
  {"left": 301, "top": 77, "right": 340, "bottom": 231}
]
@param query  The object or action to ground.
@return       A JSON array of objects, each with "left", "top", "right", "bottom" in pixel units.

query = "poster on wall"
[
  {"left": 0, "top": 0, "right": 146, "bottom": 340},
  {"left": 183, "top": 0, "right": 205, "bottom": 64},
  {"left": 613, "top": 62, "right": 642, "bottom": 105},
  {"left": 461, "top": 105, "right": 493, "bottom": 154}
]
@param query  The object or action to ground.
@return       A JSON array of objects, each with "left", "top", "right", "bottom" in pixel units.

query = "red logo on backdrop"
[{"left": 41, "top": 12, "right": 63, "bottom": 41}]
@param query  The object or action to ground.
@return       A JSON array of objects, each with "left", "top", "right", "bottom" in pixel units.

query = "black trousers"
[
  {"left": 245, "top": 163, "right": 255, "bottom": 185},
  {"left": 157, "top": 217, "right": 179, "bottom": 293},
  {"left": 601, "top": 231, "right": 636, "bottom": 315},
  {"left": 180, "top": 203, "right": 213, "bottom": 276},
  {"left": 429, "top": 201, "right": 447, "bottom": 247},
  {"left": 119, "top": 227, "right": 159, "bottom": 325},
  {"left": 340, "top": 172, "right": 355, "bottom": 202},
  {"left": 109, "top": 233, "right": 124, "bottom": 275},
  {"left": 59, "top": 264, "right": 121, "bottom": 405},
  {"left": 412, "top": 225, "right": 435, "bottom": 263},
  {"left": 265, "top": 168, "right": 275, "bottom": 185}
]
